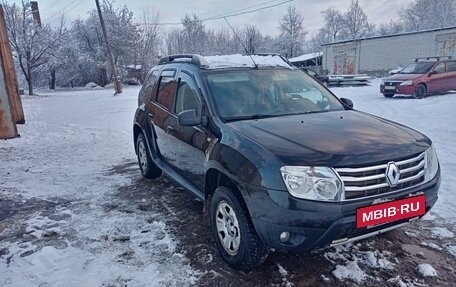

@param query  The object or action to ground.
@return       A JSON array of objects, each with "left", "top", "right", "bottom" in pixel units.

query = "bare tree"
[
  {"left": 377, "top": 20, "right": 403, "bottom": 35},
  {"left": 180, "top": 14, "right": 206, "bottom": 54},
  {"left": 3, "top": 0, "right": 66, "bottom": 95},
  {"left": 243, "top": 25, "right": 263, "bottom": 54},
  {"left": 400, "top": 0, "right": 456, "bottom": 31},
  {"left": 138, "top": 10, "right": 161, "bottom": 80},
  {"left": 279, "top": 5, "right": 307, "bottom": 58},
  {"left": 320, "top": 7, "right": 344, "bottom": 42},
  {"left": 342, "top": 0, "right": 373, "bottom": 40}
]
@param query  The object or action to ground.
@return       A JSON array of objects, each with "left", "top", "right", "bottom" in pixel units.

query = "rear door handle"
[{"left": 166, "top": 126, "right": 174, "bottom": 134}]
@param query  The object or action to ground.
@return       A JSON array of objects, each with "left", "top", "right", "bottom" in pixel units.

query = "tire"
[
  {"left": 136, "top": 133, "right": 162, "bottom": 179},
  {"left": 210, "top": 186, "right": 269, "bottom": 271},
  {"left": 413, "top": 84, "right": 427, "bottom": 99},
  {"left": 383, "top": 93, "right": 394, "bottom": 98}
]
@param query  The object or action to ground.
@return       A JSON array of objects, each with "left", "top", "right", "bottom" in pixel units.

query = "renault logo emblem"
[{"left": 386, "top": 162, "right": 400, "bottom": 187}]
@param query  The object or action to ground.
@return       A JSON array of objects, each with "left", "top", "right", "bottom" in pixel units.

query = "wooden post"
[
  {"left": 95, "top": 0, "right": 122, "bottom": 95},
  {"left": 0, "top": 4, "right": 24, "bottom": 139},
  {"left": 0, "top": 4, "right": 24, "bottom": 124}
]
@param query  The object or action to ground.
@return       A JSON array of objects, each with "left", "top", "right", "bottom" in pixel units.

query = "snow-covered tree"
[
  {"left": 400, "top": 0, "right": 456, "bottom": 31},
  {"left": 320, "top": 7, "right": 344, "bottom": 42},
  {"left": 2, "top": 0, "right": 67, "bottom": 95},
  {"left": 279, "top": 5, "right": 306, "bottom": 58},
  {"left": 377, "top": 20, "right": 404, "bottom": 36},
  {"left": 137, "top": 10, "right": 161, "bottom": 80},
  {"left": 243, "top": 25, "right": 263, "bottom": 54},
  {"left": 342, "top": 0, "right": 373, "bottom": 40}
]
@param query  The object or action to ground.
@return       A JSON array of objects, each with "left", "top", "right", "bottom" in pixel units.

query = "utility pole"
[{"left": 95, "top": 0, "right": 122, "bottom": 95}]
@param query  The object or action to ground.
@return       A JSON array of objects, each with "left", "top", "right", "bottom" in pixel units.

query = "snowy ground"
[{"left": 0, "top": 80, "right": 455, "bottom": 286}]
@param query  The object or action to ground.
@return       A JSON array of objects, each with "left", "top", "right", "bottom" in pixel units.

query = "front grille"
[
  {"left": 335, "top": 152, "right": 426, "bottom": 200},
  {"left": 384, "top": 81, "right": 402, "bottom": 86}
]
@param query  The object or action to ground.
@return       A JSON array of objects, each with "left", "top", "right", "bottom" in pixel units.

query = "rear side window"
[
  {"left": 448, "top": 61, "right": 456, "bottom": 72},
  {"left": 139, "top": 69, "right": 160, "bottom": 105},
  {"left": 156, "top": 71, "right": 177, "bottom": 110}
]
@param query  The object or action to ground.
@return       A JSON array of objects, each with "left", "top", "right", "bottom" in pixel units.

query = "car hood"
[
  {"left": 385, "top": 73, "right": 423, "bottom": 81},
  {"left": 226, "top": 111, "right": 430, "bottom": 167}
]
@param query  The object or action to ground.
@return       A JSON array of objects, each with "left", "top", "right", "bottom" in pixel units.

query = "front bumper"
[
  {"left": 380, "top": 84, "right": 416, "bottom": 95},
  {"left": 244, "top": 170, "right": 440, "bottom": 252}
]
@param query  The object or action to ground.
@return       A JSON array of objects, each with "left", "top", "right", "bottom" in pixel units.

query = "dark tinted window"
[
  {"left": 448, "top": 61, "right": 456, "bottom": 72},
  {"left": 157, "top": 75, "right": 176, "bottom": 110},
  {"left": 139, "top": 69, "right": 160, "bottom": 105}
]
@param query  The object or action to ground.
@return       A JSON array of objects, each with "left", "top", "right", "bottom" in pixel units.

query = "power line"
[
  {"left": 141, "top": 0, "right": 293, "bottom": 26},
  {"left": 43, "top": 0, "right": 86, "bottom": 23}
]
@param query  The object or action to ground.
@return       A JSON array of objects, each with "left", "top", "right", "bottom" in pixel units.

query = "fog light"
[{"left": 280, "top": 232, "right": 290, "bottom": 243}]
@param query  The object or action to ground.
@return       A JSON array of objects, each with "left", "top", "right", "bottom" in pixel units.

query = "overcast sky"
[{"left": 7, "top": 0, "right": 415, "bottom": 36}]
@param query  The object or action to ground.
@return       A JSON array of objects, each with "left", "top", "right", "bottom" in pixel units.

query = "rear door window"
[
  {"left": 156, "top": 70, "right": 177, "bottom": 110},
  {"left": 447, "top": 61, "right": 456, "bottom": 72}
]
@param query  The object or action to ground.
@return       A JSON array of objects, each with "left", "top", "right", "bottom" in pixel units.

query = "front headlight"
[
  {"left": 280, "top": 166, "right": 343, "bottom": 201},
  {"left": 424, "top": 145, "right": 439, "bottom": 182},
  {"left": 400, "top": 80, "right": 413, "bottom": 86}
]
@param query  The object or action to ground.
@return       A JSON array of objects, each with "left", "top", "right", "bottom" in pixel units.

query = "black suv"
[{"left": 133, "top": 54, "right": 440, "bottom": 270}]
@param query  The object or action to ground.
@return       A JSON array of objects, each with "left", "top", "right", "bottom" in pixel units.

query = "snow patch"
[
  {"left": 416, "top": 263, "right": 437, "bottom": 277},
  {"left": 447, "top": 246, "right": 456, "bottom": 257},
  {"left": 420, "top": 242, "right": 443, "bottom": 251},
  {"left": 333, "top": 260, "right": 368, "bottom": 283},
  {"left": 277, "top": 263, "right": 293, "bottom": 287},
  {"left": 202, "top": 54, "right": 292, "bottom": 69},
  {"left": 429, "top": 227, "right": 454, "bottom": 239}
]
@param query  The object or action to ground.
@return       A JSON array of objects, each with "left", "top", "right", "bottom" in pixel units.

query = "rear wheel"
[
  {"left": 136, "top": 133, "right": 162, "bottom": 179},
  {"left": 413, "top": 84, "right": 427, "bottom": 99},
  {"left": 383, "top": 93, "right": 394, "bottom": 98},
  {"left": 210, "top": 186, "right": 269, "bottom": 271}
]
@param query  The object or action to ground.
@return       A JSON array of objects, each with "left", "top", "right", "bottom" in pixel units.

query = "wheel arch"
[{"left": 133, "top": 123, "right": 143, "bottom": 154}]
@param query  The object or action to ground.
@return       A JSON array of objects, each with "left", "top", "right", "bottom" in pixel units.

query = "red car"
[{"left": 380, "top": 57, "right": 456, "bottom": 98}]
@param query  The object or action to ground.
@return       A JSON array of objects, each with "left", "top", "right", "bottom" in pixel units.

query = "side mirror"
[
  {"left": 177, "top": 109, "right": 207, "bottom": 126},
  {"left": 428, "top": 71, "right": 438, "bottom": 77},
  {"left": 340, "top": 98, "right": 354, "bottom": 109}
]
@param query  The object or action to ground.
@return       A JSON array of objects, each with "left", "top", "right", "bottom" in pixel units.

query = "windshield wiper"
[{"left": 224, "top": 114, "right": 279, "bottom": 122}]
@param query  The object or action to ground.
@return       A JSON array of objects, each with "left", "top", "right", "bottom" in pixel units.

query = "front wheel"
[
  {"left": 136, "top": 133, "right": 162, "bottom": 179},
  {"left": 413, "top": 84, "right": 427, "bottom": 99},
  {"left": 210, "top": 187, "right": 269, "bottom": 271}
]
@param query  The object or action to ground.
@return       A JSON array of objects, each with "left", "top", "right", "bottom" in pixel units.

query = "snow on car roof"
[{"left": 200, "top": 54, "right": 293, "bottom": 69}]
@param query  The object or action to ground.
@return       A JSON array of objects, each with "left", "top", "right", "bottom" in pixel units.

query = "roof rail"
[
  {"left": 158, "top": 54, "right": 205, "bottom": 66},
  {"left": 415, "top": 56, "right": 453, "bottom": 62}
]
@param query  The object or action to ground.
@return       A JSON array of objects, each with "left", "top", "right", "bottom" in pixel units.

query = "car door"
[
  {"left": 147, "top": 67, "right": 179, "bottom": 166},
  {"left": 446, "top": 61, "right": 456, "bottom": 90},
  {"left": 170, "top": 70, "right": 210, "bottom": 189},
  {"left": 427, "top": 62, "right": 447, "bottom": 93}
]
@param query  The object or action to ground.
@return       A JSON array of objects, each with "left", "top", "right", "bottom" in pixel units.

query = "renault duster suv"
[
  {"left": 133, "top": 54, "right": 440, "bottom": 270},
  {"left": 380, "top": 56, "right": 456, "bottom": 98}
]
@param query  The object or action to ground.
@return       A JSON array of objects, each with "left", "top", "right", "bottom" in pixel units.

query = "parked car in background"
[
  {"left": 134, "top": 54, "right": 440, "bottom": 270},
  {"left": 301, "top": 68, "right": 329, "bottom": 87},
  {"left": 380, "top": 56, "right": 456, "bottom": 98}
]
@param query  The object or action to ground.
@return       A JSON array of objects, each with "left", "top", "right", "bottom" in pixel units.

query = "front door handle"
[{"left": 166, "top": 126, "right": 174, "bottom": 134}]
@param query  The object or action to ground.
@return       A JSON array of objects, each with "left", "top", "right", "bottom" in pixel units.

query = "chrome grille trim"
[{"left": 336, "top": 152, "right": 426, "bottom": 200}]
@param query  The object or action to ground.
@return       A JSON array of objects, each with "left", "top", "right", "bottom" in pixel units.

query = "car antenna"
[{"left": 224, "top": 17, "right": 258, "bottom": 69}]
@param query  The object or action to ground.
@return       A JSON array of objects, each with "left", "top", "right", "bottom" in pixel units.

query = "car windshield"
[
  {"left": 205, "top": 69, "right": 344, "bottom": 121},
  {"left": 398, "top": 62, "right": 435, "bottom": 74}
]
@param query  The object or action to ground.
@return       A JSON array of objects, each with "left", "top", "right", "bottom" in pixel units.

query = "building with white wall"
[{"left": 322, "top": 26, "right": 456, "bottom": 75}]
